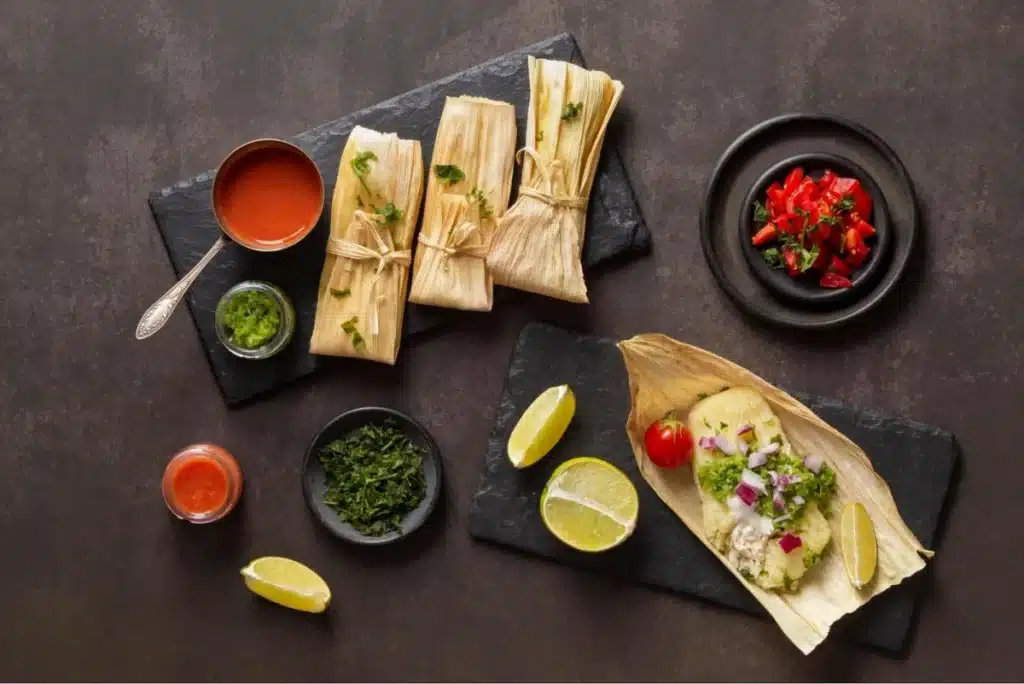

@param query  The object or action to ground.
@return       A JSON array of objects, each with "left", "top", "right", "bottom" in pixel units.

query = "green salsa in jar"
[{"left": 215, "top": 281, "right": 295, "bottom": 359}]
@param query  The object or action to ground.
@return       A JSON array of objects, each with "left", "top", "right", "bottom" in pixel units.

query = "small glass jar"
[
  {"left": 214, "top": 280, "right": 295, "bottom": 360},
  {"left": 162, "top": 443, "right": 243, "bottom": 524}
]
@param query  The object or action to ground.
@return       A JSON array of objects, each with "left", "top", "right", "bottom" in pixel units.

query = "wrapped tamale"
[
  {"left": 409, "top": 96, "right": 516, "bottom": 311},
  {"left": 309, "top": 126, "right": 424, "bottom": 364},
  {"left": 486, "top": 57, "right": 624, "bottom": 303}
]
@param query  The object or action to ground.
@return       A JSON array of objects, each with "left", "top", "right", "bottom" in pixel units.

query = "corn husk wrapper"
[
  {"left": 409, "top": 96, "right": 516, "bottom": 311},
  {"left": 486, "top": 57, "right": 624, "bottom": 303},
  {"left": 618, "top": 333, "right": 933, "bottom": 654},
  {"left": 309, "top": 126, "right": 424, "bottom": 364}
]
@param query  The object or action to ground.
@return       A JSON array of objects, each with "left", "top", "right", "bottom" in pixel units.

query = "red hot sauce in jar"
[{"left": 162, "top": 444, "right": 242, "bottom": 523}]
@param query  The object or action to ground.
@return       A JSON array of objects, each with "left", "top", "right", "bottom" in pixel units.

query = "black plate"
[
  {"left": 701, "top": 114, "right": 919, "bottom": 329},
  {"left": 302, "top": 407, "right": 443, "bottom": 545},
  {"left": 739, "top": 152, "right": 892, "bottom": 308}
]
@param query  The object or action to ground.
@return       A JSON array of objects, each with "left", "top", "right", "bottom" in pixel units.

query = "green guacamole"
[
  {"left": 697, "top": 439, "right": 837, "bottom": 529},
  {"left": 222, "top": 290, "right": 281, "bottom": 349}
]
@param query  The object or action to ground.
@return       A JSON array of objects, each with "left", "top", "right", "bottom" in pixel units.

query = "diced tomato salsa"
[{"left": 751, "top": 167, "right": 875, "bottom": 289}]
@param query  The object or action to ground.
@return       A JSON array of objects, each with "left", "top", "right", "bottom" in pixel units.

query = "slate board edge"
[{"left": 467, "top": 321, "right": 959, "bottom": 654}]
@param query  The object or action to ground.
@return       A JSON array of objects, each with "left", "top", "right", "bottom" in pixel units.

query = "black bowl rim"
[
  {"left": 301, "top": 406, "right": 443, "bottom": 546},
  {"left": 699, "top": 112, "right": 920, "bottom": 330},
  {"left": 738, "top": 151, "right": 892, "bottom": 308}
]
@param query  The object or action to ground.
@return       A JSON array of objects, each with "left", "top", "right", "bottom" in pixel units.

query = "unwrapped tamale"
[
  {"left": 309, "top": 126, "right": 424, "bottom": 364},
  {"left": 487, "top": 58, "right": 624, "bottom": 303},
  {"left": 409, "top": 96, "right": 516, "bottom": 311}
]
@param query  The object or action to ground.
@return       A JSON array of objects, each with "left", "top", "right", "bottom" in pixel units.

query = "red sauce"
[
  {"left": 172, "top": 456, "right": 229, "bottom": 515},
  {"left": 162, "top": 444, "right": 243, "bottom": 523},
  {"left": 214, "top": 144, "right": 323, "bottom": 249}
]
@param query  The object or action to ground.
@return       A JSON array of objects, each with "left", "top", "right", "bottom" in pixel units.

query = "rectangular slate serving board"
[
  {"left": 468, "top": 323, "right": 958, "bottom": 653},
  {"left": 149, "top": 33, "right": 650, "bottom": 405}
]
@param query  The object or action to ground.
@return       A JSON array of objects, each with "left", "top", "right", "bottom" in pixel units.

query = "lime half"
[{"left": 540, "top": 457, "right": 639, "bottom": 552}]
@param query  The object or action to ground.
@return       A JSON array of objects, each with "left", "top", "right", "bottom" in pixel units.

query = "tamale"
[
  {"left": 309, "top": 126, "right": 424, "bottom": 364},
  {"left": 409, "top": 96, "right": 516, "bottom": 311},
  {"left": 486, "top": 57, "right": 624, "bottom": 303},
  {"left": 618, "top": 334, "right": 933, "bottom": 654}
]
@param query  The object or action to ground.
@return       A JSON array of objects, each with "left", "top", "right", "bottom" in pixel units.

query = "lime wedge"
[
  {"left": 241, "top": 557, "right": 331, "bottom": 613},
  {"left": 507, "top": 385, "right": 576, "bottom": 469},
  {"left": 540, "top": 457, "right": 639, "bottom": 552},
  {"left": 840, "top": 502, "right": 877, "bottom": 589}
]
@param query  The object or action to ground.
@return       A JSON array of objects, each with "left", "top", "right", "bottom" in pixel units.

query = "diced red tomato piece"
[
  {"left": 775, "top": 213, "right": 798, "bottom": 235},
  {"left": 831, "top": 177, "right": 858, "bottom": 196},
  {"left": 851, "top": 184, "right": 872, "bottom": 218},
  {"left": 782, "top": 247, "right": 801, "bottom": 277},
  {"left": 767, "top": 183, "right": 785, "bottom": 217},
  {"left": 820, "top": 169, "right": 837, "bottom": 189},
  {"left": 828, "top": 256, "right": 851, "bottom": 277},
  {"left": 752, "top": 223, "right": 778, "bottom": 246},
  {"left": 812, "top": 245, "right": 830, "bottom": 271},
  {"left": 854, "top": 218, "right": 876, "bottom": 238},
  {"left": 820, "top": 272, "right": 852, "bottom": 288},
  {"left": 783, "top": 168, "right": 804, "bottom": 197},
  {"left": 847, "top": 244, "right": 871, "bottom": 267}
]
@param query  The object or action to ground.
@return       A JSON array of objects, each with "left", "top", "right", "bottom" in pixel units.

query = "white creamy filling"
[{"left": 727, "top": 521, "right": 769, "bottom": 576}]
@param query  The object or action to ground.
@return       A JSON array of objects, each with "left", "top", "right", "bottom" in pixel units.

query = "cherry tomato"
[{"left": 643, "top": 414, "right": 694, "bottom": 469}]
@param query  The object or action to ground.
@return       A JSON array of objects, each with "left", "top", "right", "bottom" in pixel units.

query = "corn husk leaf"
[
  {"left": 618, "top": 333, "right": 932, "bottom": 654},
  {"left": 309, "top": 126, "right": 424, "bottom": 364},
  {"left": 409, "top": 96, "right": 516, "bottom": 311},
  {"left": 487, "top": 57, "right": 624, "bottom": 303}
]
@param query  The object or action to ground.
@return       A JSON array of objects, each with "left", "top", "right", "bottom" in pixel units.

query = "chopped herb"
[
  {"left": 739, "top": 568, "right": 754, "bottom": 582},
  {"left": 819, "top": 213, "right": 840, "bottom": 226},
  {"left": 764, "top": 418, "right": 777, "bottom": 427},
  {"left": 467, "top": 187, "right": 494, "bottom": 219},
  {"left": 697, "top": 455, "right": 747, "bottom": 500},
  {"left": 351, "top": 150, "right": 377, "bottom": 177},
  {"left": 804, "top": 550, "right": 823, "bottom": 570},
  {"left": 702, "top": 417, "right": 712, "bottom": 429},
  {"left": 221, "top": 289, "right": 281, "bottom": 350},
  {"left": 536, "top": 130, "right": 544, "bottom": 142},
  {"left": 341, "top": 316, "right": 366, "bottom": 350},
  {"left": 719, "top": 421, "right": 728, "bottom": 431},
  {"left": 720, "top": 386, "right": 730, "bottom": 393},
  {"left": 835, "top": 196, "right": 856, "bottom": 212},
  {"left": 782, "top": 573, "right": 795, "bottom": 591},
  {"left": 377, "top": 202, "right": 404, "bottom": 225},
  {"left": 798, "top": 243, "right": 820, "bottom": 272},
  {"left": 697, "top": 392, "right": 710, "bottom": 401},
  {"left": 329, "top": 288, "right": 351, "bottom": 299},
  {"left": 317, "top": 419, "right": 427, "bottom": 536},
  {"left": 561, "top": 101, "right": 583, "bottom": 121},
  {"left": 762, "top": 247, "right": 784, "bottom": 269},
  {"left": 753, "top": 200, "right": 771, "bottom": 224},
  {"left": 770, "top": 435, "right": 783, "bottom": 446},
  {"left": 433, "top": 164, "right": 465, "bottom": 186},
  {"left": 356, "top": 196, "right": 365, "bottom": 208}
]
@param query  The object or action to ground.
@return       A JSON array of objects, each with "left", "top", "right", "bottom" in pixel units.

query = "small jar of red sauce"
[{"left": 162, "top": 444, "right": 243, "bottom": 523}]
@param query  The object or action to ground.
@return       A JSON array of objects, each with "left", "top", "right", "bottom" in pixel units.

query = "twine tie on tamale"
[
  {"left": 326, "top": 210, "right": 411, "bottom": 337},
  {"left": 515, "top": 147, "right": 589, "bottom": 211},
  {"left": 417, "top": 213, "right": 490, "bottom": 260}
]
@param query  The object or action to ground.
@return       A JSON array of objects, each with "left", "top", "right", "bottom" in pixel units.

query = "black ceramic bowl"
[
  {"left": 302, "top": 407, "right": 443, "bottom": 546},
  {"left": 739, "top": 152, "right": 892, "bottom": 308}
]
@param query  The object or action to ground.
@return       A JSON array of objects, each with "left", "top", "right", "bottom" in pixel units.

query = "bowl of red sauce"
[
  {"left": 213, "top": 138, "right": 324, "bottom": 251},
  {"left": 162, "top": 444, "right": 243, "bottom": 523}
]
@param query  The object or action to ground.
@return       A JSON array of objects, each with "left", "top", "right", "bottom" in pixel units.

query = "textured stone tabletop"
[{"left": 0, "top": 0, "right": 1020, "bottom": 680}]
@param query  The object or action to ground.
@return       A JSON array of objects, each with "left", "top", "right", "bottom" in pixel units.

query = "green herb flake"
[
  {"left": 377, "top": 202, "right": 404, "bottom": 225},
  {"left": 782, "top": 573, "right": 795, "bottom": 592},
  {"left": 433, "top": 164, "right": 465, "bottom": 186},
  {"left": 753, "top": 200, "right": 771, "bottom": 224},
  {"left": 739, "top": 568, "right": 754, "bottom": 582},
  {"left": 697, "top": 455, "right": 746, "bottom": 500},
  {"left": 330, "top": 288, "right": 351, "bottom": 299},
  {"left": 561, "top": 101, "right": 583, "bottom": 121},
  {"left": 697, "top": 392, "right": 710, "bottom": 401},
  {"left": 351, "top": 150, "right": 377, "bottom": 178},
  {"left": 762, "top": 247, "right": 784, "bottom": 269},
  {"left": 536, "top": 130, "right": 544, "bottom": 142},
  {"left": 720, "top": 386, "right": 730, "bottom": 393},
  {"left": 702, "top": 417, "right": 712, "bottom": 429},
  {"left": 803, "top": 550, "right": 823, "bottom": 570},
  {"left": 467, "top": 187, "right": 494, "bottom": 219},
  {"left": 799, "top": 243, "right": 820, "bottom": 272},
  {"left": 317, "top": 419, "right": 427, "bottom": 536},
  {"left": 835, "top": 196, "right": 856, "bottom": 212}
]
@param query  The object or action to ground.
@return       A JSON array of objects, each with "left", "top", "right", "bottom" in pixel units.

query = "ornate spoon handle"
[{"left": 135, "top": 236, "right": 228, "bottom": 340}]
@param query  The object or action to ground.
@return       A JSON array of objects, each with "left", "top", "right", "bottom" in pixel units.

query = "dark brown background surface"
[{"left": 0, "top": 0, "right": 1020, "bottom": 681}]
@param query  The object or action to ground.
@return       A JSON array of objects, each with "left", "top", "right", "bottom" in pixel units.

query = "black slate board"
[
  {"left": 468, "top": 323, "right": 958, "bottom": 654},
  {"left": 149, "top": 33, "right": 650, "bottom": 405}
]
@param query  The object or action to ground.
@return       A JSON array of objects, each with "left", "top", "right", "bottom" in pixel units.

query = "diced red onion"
[
  {"left": 792, "top": 495, "right": 805, "bottom": 506},
  {"left": 698, "top": 436, "right": 716, "bottom": 451},
  {"left": 779, "top": 533, "right": 803, "bottom": 554},
  {"left": 758, "top": 516, "right": 775, "bottom": 535},
  {"left": 747, "top": 450, "right": 767, "bottom": 469},
  {"left": 740, "top": 469, "right": 767, "bottom": 494},
  {"left": 738, "top": 440, "right": 750, "bottom": 456},
  {"left": 736, "top": 424, "right": 754, "bottom": 437},
  {"left": 768, "top": 470, "right": 779, "bottom": 486},
  {"left": 714, "top": 436, "right": 736, "bottom": 455},
  {"left": 760, "top": 442, "right": 780, "bottom": 455},
  {"left": 735, "top": 482, "right": 759, "bottom": 506},
  {"left": 803, "top": 453, "right": 824, "bottom": 473},
  {"left": 775, "top": 474, "right": 802, "bottom": 490},
  {"left": 773, "top": 490, "right": 785, "bottom": 511}
]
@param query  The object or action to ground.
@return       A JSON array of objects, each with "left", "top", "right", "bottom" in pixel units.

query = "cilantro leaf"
[{"left": 433, "top": 164, "right": 465, "bottom": 186}]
